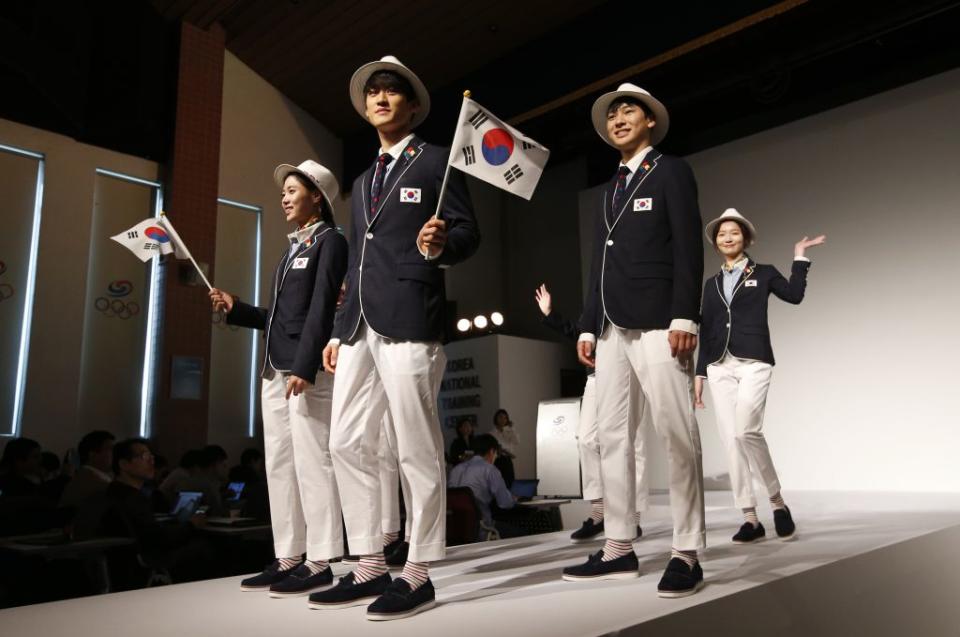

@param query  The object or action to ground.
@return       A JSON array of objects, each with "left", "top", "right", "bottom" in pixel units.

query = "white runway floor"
[{"left": 4, "top": 491, "right": 960, "bottom": 637}]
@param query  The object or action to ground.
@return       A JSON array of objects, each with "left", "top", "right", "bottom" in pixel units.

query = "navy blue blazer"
[
  {"left": 579, "top": 151, "right": 704, "bottom": 336},
  {"left": 695, "top": 258, "right": 810, "bottom": 377},
  {"left": 332, "top": 136, "right": 480, "bottom": 342},
  {"left": 227, "top": 224, "right": 348, "bottom": 380}
]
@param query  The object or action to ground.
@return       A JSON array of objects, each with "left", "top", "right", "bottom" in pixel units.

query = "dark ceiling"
[{"left": 1, "top": 0, "right": 958, "bottom": 187}]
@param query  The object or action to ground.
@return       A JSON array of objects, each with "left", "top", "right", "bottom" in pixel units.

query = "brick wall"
[{"left": 153, "top": 21, "right": 225, "bottom": 461}]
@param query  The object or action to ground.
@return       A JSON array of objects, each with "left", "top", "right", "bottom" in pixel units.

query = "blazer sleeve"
[
  {"left": 436, "top": 160, "right": 481, "bottom": 266},
  {"left": 577, "top": 205, "right": 605, "bottom": 338},
  {"left": 292, "top": 233, "right": 349, "bottom": 379},
  {"left": 768, "top": 260, "right": 810, "bottom": 305},
  {"left": 694, "top": 280, "right": 712, "bottom": 377},
  {"left": 543, "top": 310, "right": 582, "bottom": 342},
  {"left": 663, "top": 159, "right": 704, "bottom": 323},
  {"left": 332, "top": 217, "right": 361, "bottom": 341},
  {"left": 226, "top": 300, "right": 268, "bottom": 331}
]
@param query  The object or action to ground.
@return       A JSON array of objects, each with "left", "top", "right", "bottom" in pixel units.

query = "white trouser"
[
  {"left": 330, "top": 324, "right": 447, "bottom": 562},
  {"left": 261, "top": 371, "right": 342, "bottom": 561},
  {"left": 579, "top": 374, "right": 649, "bottom": 510},
  {"left": 595, "top": 326, "right": 705, "bottom": 549},
  {"left": 378, "top": 410, "right": 413, "bottom": 538},
  {"left": 706, "top": 355, "right": 780, "bottom": 508}
]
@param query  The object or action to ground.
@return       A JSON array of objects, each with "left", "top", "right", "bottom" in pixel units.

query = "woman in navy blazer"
[
  {"left": 694, "top": 208, "right": 824, "bottom": 545},
  {"left": 209, "top": 160, "right": 348, "bottom": 597}
]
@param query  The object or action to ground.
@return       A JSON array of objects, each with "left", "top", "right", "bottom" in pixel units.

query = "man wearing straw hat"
[
  {"left": 315, "top": 55, "right": 479, "bottom": 620},
  {"left": 562, "top": 83, "right": 707, "bottom": 597}
]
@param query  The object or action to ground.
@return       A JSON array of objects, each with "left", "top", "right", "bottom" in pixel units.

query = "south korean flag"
[{"left": 448, "top": 97, "right": 550, "bottom": 201}]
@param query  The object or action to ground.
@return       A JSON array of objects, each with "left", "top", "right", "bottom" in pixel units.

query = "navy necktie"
[
  {"left": 612, "top": 165, "right": 632, "bottom": 213},
  {"left": 370, "top": 153, "right": 395, "bottom": 214}
]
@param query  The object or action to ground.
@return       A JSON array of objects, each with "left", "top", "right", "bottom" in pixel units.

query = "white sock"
[
  {"left": 589, "top": 499, "right": 604, "bottom": 523},
  {"left": 304, "top": 559, "right": 328, "bottom": 575},
  {"left": 600, "top": 539, "right": 633, "bottom": 562},
  {"left": 277, "top": 556, "right": 301, "bottom": 571},
  {"left": 352, "top": 553, "right": 387, "bottom": 583},
  {"left": 769, "top": 492, "right": 786, "bottom": 511},
  {"left": 743, "top": 508, "right": 760, "bottom": 527},
  {"left": 399, "top": 561, "right": 429, "bottom": 589},
  {"left": 671, "top": 548, "right": 698, "bottom": 568}
]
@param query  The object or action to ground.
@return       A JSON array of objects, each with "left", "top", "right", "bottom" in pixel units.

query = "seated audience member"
[
  {"left": 152, "top": 454, "right": 170, "bottom": 485},
  {"left": 104, "top": 438, "right": 212, "bottom": 582},
  {"left": 0, "top": 437, "right": 43, "bottom": 498},
  {"left": 40, "top": 451, "right": 71, "bottom": 501},
  {"left": 158, "top": 448, "right": 202, "bottom": 506},
  {"left": 176, "top": 445, "right": 229, "bottom": 515},
  {"left": 228, "top": 448, "right": 264, "bottom": 485},
  {"left": 60, "top": 430, "right": 115, "bottom": 510},
  {"left": 490, "top": 408, "right": 519, "bottom": 488},
  {"left": 449, "top": 434, "right": 526, "bottom": 539},
  {"left": 448, "top": 418, "right": 475, "bottom": 465}
]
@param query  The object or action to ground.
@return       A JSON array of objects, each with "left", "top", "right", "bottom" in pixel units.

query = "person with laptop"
[
  {"left": 448, "top": 435, "right": 527, "bottom": 540},
  {"left": 209, "top": 158, "right": 348, "bottom": 598}
]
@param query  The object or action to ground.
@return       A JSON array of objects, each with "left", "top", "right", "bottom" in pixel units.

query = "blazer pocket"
[
  {"left": 285, "top": 318, "right": 305, "bottom": 337},
  {"left": 396, "top": 262, "right": 441, "bottom": 287},
  {"left": 627, "top": 262, "right": 672, "bottom": 279}
]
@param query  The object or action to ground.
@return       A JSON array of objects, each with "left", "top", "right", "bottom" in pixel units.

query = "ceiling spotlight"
[
  {"left": 457, "top": 318, "right": 471, "bottom": 332},
  {"left": 473, "top": 315, "right": 488, "bottom": 329},
  {"left": 490, "top": 312, "right": 504, "bottom": 326}
]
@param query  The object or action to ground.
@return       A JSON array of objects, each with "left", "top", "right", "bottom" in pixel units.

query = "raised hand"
[
  {"left": 795, "top": 234, "right": 826, "bottom": 258},
  {"left": 534, "top": 284, "right": 553, "bottom": 316},
  {"left": 208, "top": 288, "right": 234, "bottom": 314}
]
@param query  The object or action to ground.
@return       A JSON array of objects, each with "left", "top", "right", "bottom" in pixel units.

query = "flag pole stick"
[
  {"left": 159, "top": 212, "right": 214, "bottom": 291},
  {"left": 425, "top": 90, "right": 470, "bottom": 260}
]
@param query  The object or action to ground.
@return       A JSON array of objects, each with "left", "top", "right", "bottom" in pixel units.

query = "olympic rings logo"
[
  {"left": 95, "top": 297, "right": 140, "bottom": 320},
  {"left": 211, "top": 311, "right": 239, "bottom": 331},
  {"left": 0, "top": 260, "right": 13, "bottom": 303}
]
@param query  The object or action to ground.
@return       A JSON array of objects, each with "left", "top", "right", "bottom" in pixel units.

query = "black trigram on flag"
[
  {"left": 468, "top": 110, "right": 489, "bottom": 129},
  {"left": 127, "top": 231, "right": 139, "bottom": 239},
  {"left": 462, "top": 145, "right": 476, "bottom": 166},
  {"left": 520, "top": 140, "right": 535, "bottom": 150},
  {"left": 504, "top": 164, "right": 523, "bottom": 185}
]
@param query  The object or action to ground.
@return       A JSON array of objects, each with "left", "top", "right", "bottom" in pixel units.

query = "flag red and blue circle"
[
  {"left": 481, "top": 128, "right": 514, "bottom": 166},
  {"left": 144, "top": 226, "right": 170, "bottom": 243}
]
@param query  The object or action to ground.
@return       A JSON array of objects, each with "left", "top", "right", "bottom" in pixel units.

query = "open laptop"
[
  {"left": 155, "top": 490, "right": 203, "bottom": 523},
  {"left": 225, "top": 482, "right": 245, "bottom": 502},
  {"left": 510, "top": 479, "right": 540, "bottom": 502}
]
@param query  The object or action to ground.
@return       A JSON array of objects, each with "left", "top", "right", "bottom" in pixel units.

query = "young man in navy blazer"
[
  {"left": 563, "top": 83, "right": 707, "bottom": 598},
  {"left": 314, "top": 55, "right": 479, "bottom": 621}
]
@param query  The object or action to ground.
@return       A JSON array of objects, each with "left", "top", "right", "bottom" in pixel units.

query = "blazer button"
[
  {"left": 726, "top": 323, "right": 730, "bottom": 328},
  {"left": 606, "top": 239, "right": 614, "bottom": 246},
  {"left": 366, "top": 232, "right": 374, "bottom": 239}
]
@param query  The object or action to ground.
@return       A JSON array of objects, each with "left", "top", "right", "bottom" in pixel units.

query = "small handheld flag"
[{"left": 111, "top": 213, "right": 212, "bottom": 290}]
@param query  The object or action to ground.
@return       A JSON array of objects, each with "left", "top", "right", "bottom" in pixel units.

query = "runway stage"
[{"left": 4, "top": 491, "right": 960, "bottom": 637}]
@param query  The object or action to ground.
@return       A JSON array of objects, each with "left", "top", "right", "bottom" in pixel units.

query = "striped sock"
[
  {"left": 600, "top": 539, "right": 633, "bottom": 562},
  {"left": 399, "top": 561, "right": 429, "bottom": 590},
  {"left": 769, "top": 492, "right": 786, "bottom": 511},
  {"left": 278, "top": 556, "right": 302, "bottom": 571},
  {"left": 589, "top": 499, "right": 604, "bottom": 523},
  {"left": 743, "top": 508, "right": 760, "bottom": 527},
  {"left": 383, "top": 531, "right": 400, "bottom": 546},
  {"left": 671, "top": 548, "right": 698, "bottom": 568},
  {"left": 352, "top": 553, "right": 387, "bottom": 583},
  {"left": 304, "top": 559, "right": 328, "bottom": 575}
]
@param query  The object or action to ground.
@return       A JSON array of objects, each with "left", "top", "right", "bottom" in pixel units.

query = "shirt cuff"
[
  {"left": 327, "top": 338, "right": 341, "bottom": 347},
  {"left": 578, "top": 333, "right": 596, "bottom": 344},
  {"left": 669, "top": 319, "right": 699, "bottom": 335},
  {"left": 794, "top": 256, "right": 811, "bottom": 262}
]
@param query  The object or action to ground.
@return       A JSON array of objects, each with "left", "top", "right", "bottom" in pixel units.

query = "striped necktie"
[
  {"left": 612, "top": 165, "right": 632, "bottom": 213},
  {"left": 370, "top": 153, "right": 395, "bottom": 214}
]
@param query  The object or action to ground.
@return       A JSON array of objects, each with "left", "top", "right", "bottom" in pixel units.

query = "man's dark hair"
[
  {"left": 0, "top": 437, "right": 40, "bottom": 471},
  {"left": 78, "top": 430, "right": 115, "bottom": 465},
  {"left": 363, "top": 70, "right": 417, "bottom": 103},
  {"left": 112, "top": 438, "right": 150, "bottom": 475},
  {"left": 198, "top": 445, "right": 228, "bottom": 469},
  {"left": 178, "top": 449, "right": 202, "bottom": 470},
  {"left": 240, "top": 448, "right": 262, "bottom": 466},
  {"left": 471, "top": 434, "right": 500, "bottom": 457},
  {"left": 712, "top": 219, "right": 753, "bottom": 248},
  {"left": 607, "top": 96, "right": 654, "bottom": 121},
  {"left": 41, "top": 451, "right": 60, "bottom": 474},
  {"left": 285, "top": 172, "right": 335, "bottom": 227}
]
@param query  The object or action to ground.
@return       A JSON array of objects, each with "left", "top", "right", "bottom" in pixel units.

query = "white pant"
[
  {"left": 379, "top": 411, "right": 412, "bottom": 538},
  {"left": 579, "top": 374, "right": 649, "bottom": 510},
  {"left": 330, "top": 324, "right": 447, "bottom": 562},
  {"left": 706, "top": 355, "right": 781, "bottom": 508},
  {"left": 261, "top": 371, "right": 342, "bottom": 560},
  {"left": 596, "top": 326, "right": 705, "bottom": 549}
]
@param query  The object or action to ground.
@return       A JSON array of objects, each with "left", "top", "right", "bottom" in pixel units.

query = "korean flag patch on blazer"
[
  {"left": 400, "top": 187, "right": 422, "bottom": 203},
  {"left": 633, "top": 197, "right": 653, "bottom": 212}
]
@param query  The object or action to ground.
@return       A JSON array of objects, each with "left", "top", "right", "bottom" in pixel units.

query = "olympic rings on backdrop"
[
  {"left": 211, "top": 311, "right": 239, "bottom": 331},
  {"left": 0, "top": 260, "right": 6, "bottom": 276},
  {"left": 0, "top": 284, "right": 13, "bottom": 302},
  {"left": 95, "top": 297, "right": 140, "bottom": 320}
]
